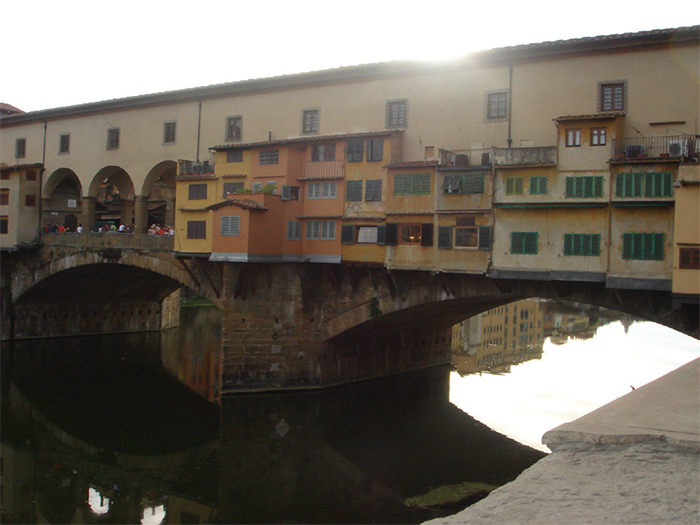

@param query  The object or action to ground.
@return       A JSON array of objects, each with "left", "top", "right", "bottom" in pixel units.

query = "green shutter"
[
  {"left": 438, "top": 226, "right": 452, "bottom": 249},
  {"left": 346, "top": 180, "right": 362, "bottom": 201},
  {"left": 511, "top": 232, "right": 522, "bottom": 253},
  {"left": 478, "top": 226, "right": 492, "bottom": 250},
  {"left": 524, "top": 232, "right": 538, "bottom": 254},
  {"left": 565, "top": 177, "right": 575, "bottom": 197},
  {"left": 341, "top": 225, "right": 355, "bottom": 244},
  {"left": 384, "top": 223, "right": 398, "bottom": 245}
]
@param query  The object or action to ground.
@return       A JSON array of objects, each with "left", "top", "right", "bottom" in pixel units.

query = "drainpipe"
[
  {"left": 507, "top": 65, "right": 513, "bottom": 149},
  {"left": 195, "top": 100, "right": 202, "bottom": 162},
  {"left": 39, "top": 120, "right": 47, "bottom": 240}
]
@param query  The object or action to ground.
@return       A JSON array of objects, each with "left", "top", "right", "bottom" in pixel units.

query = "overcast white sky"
[{"left": 2, "top": 0, "right": 698, "bottom": 113}]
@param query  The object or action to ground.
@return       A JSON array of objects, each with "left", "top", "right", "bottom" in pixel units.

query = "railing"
[
  {"left": 41, "top": 232, "right": 174, "bottom": 251},
  {"left": 491, "top": 146, "right": 557, "bottom": 167},
  {"left": 612, "top": 135, "right": 698, "bottom": 161},
  {"left": 178, "top": 160, "right": 214, "bottom": 176},
  {"left": 303, "top": 160, "right": 345, "bottom": 179},
  {"left": 430, "top": 148, "right": 492, "bottom": 167}
]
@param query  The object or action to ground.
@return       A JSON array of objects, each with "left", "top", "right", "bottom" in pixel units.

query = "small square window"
[
  {"left": 226, "top": 116, "right": 242, "bottom": 141},
  {"left": 163, "top": 122, "right": 176, "bottom": 144},
  {"left": 591, "top": 127, "right": 606, "bottom": 146},
  {"left": 15, "top": 138, "right": 26, "bottom": 158},
  {"left": 25, "top": 195, "right": 36, "bottom": 207},
  {"left": 0, "top": 190, "right": 8, "bottom": 205},
  {"left": 347, "top": 139, "right": 364, "bottom": 162},
  {"left": 386, "top": 99, "right": 407, "bottom": 128},
  {"left": 59, "top": 134, "right": 70, "bottom": 154},
  {"left": 188, "top": 183, "right": 208, "bottom": 200},
  {"left": 486, "top": 91, "right": 508, "bottom": 120},
  {"left": 259, "top": 149, "right": 279, "bottom": 165},
  {"left": 302, "top": 109, "right": 319, "bottom": 134},
  {"left": 311, "top": 143, "right": 335, "bottom": 162},
  {"left": 223, "top": 182, "right": 244, "bottom": 197},
  {"left": 26, "top": 170, "right": 36, "bottom": 181},
  {"left": 187, "top": 221, "right": 206, "bottom": 239},
  {"left": 566, "top": 129, "right": 581, "bottom": 147},
  {"left": 226, "top": 150, "right": 243, "bottom": 163},
  {"left": 0, "top": 216, "right": 8, "bottom": 234},
  {"left": 106, "top": 128, "right": 120, "bottom": 150}
]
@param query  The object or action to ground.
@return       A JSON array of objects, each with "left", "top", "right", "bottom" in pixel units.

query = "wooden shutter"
[
  {"left": 384, "top": 223, "right": 398, "bottom": 245},
  {"left": 438, "top": 226, "right": 452, "bottom": 249},
  {"left": 421, "top": 223, "right": 433, "bottom": 246},
  {"left": 478, "top": 226, "right": 492, "bottom": 250},
  {"left": 341, "top": 225, "right": 355, "bottom": 244}
]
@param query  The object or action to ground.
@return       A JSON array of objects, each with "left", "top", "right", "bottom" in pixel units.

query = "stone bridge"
[{"left": 1, "top": 234, "right": 697, "bottom": 393}]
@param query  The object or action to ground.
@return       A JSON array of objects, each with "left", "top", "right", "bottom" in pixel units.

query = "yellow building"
[{"left": 672, "top": 164, "right": 700, "bottom": 298}]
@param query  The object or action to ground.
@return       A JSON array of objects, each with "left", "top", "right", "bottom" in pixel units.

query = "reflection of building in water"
[
  {"left": 452, "top": 299, "right": 635, "bottom": 375},
  {"left": 452, "top": 299, "right": 546, "bottom": 375}
]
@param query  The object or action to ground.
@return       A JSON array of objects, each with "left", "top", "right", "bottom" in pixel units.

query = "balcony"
[
  {"left": 491, "top": 147, "right": 557, "bottom": 167},
  {"left": 178, "top": 160, "right": 214, "bottom": 176},
  {"left": 302, "top": 160, "right": 345, "bottom": 180},
  {"left": 612, "top": 135, "right": 698, "bottom": 162}
]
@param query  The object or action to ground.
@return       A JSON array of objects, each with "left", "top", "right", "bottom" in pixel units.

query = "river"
[{"left": 1, "top": 299, "right": 697, "bottom": 523}]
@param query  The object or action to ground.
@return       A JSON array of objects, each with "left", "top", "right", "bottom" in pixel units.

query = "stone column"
[
  {"left": 134, "top": 195, "right": 148, "bottom": 234},
  {"left": 81, "top": 196, "right": 96, "bottom": 232}
]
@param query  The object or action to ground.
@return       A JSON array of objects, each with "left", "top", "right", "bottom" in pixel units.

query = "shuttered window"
[
  {"left": 563, "top": 233, "right": 601, "bottom": 256},
  {"left": 226, "top": 116, "right": 242, "bottom": 141},
  {"left": 306, "top": 220, "right": 336, "bottom": 240},
  {"left": 259, "top": 149, "right": 279, "bottom": 165},
  {"left": 163, "top": 122, "right": 176, "bottom": 144},
  {"left": 307, "top": 181, "right": 337, "bottom": 199},
  {"left": 347, "top": 139, "right": 364, "bottom": 162},
  {"left": 442, "top": 172, "right": 485, "bottom": 194},
  {"left": 187, "top": 221, "right": 206, "bottom": 239},
  {"left": 106, "top": 128, "right": 120, "bottom": 150},
  {"left": 386, "top": 100, "right": 407, "bottom": 128},
  {"left": 529, "top": 176, "right": 547, "bottom": 195},
  {"left": 644, "top": 172, "right": 673, "bottom": 197},
  {"left": 511, "top": 232, "right": 538, "bottom": 254},
  {"left": 188, "top": 183, "right": 207, "bottom": 200},
  {"left": 311, "top": 143, "right": 335, "bottom": 161},
  {"left": 287, "top": 220, "right": 301, "bottom": 240},
  {"left": 679, "top": 247, "right": 700, "bottom": 269},
  {"left": 478, "top": 226, "right": 492, "bottom": 250},
  {"left": 341, "top": 225, "right": 355, "bottom": 244},
  {"left": 302, "top": 110, "right": 319, "bottom": 134},
  {"left": 565, "top": 176, "right": 604, "bottom": 198},
  {"left": 365, "top": 179, "right": 382, "bottom": 201},
  {"left": 15, "top": 138, "right": 26, "bottom": 158},
  {"left": 622, "top": 233, "right": 664, "bottom": 260},
  {"left": 367, "top": 138, "right": 384, "bottom": 162},
  {"left": 346, "top": 180, "right": 362, "bottom": 201},
  {"left": 394, "top": 173, "right": 430, "bottom": 195},
  {"left": 616, "top": 172, "right": 672, "bottom": 198},
  {"left": 600, "top": 82, "right": 625, "bottom": 111},
  {"left": 505, "top": 177, "right": 523, "bottom": 195},
  {"left": 220, "top": 216, "right": 240, "bottom": 236},
  {"left": 438, "top": 226, "right": 452, "bottom": 249}
]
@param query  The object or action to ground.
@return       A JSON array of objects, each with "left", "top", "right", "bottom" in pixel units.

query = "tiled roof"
[
  {"left": 555, "top": 112, "right": 625, "bottom": 122},
  {"left": 207, "top": 198, "right": 269, "bottom": 211},
  {"left": 385, "top": 161, "right": 438, "bottom": 169},
  {"left": 210, "top": 130, "right": 401, "bottom": 151}
]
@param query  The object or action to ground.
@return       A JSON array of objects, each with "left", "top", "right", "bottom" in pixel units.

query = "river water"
[{"left": 1, "top": 299, "right": 698, "bottom": 524}]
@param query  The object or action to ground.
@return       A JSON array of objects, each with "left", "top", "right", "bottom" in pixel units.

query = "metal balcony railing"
[
  {"left": 178, "top": 160, "right": 214, "bottom": 176},
  {"left": 612, "top": 135, "right": 698, "bottom": 161}
]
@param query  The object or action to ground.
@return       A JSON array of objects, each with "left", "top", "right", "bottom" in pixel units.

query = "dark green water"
[{"left": 1, "top": 306, "right": 545, "bottom": 524}]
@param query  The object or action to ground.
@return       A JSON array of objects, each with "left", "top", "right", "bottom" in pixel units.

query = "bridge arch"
[
  {"left": 139, "top": 160, "right": 177, "bottom": 231},
  {"left": 87, "top": 165, "right": 135, "bottom": 229}
]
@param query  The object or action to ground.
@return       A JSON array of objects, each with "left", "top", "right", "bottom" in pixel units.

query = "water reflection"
[
  {"left": 0, "top": 314, "right": 543, "bottom": 524},
  {"left": 449, "top": 299, "right": 700, "bottom": 451}
]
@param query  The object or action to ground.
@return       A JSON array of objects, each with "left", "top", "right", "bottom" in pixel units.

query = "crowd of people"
[{"left": 43, "top": 222, "right": 174, "bottom": 235}]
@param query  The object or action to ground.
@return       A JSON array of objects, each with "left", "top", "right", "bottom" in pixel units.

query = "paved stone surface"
[{"left": 426, "top": 358, "right": 700, "bottom": 524}]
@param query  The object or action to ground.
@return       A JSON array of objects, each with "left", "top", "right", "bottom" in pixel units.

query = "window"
[
  {"left": 287, "top": 220, "right": 301, "bottom": 240},
  {"left": 622, "top": 233, "right": 664, "bottom": 261},
  {"left": 15, "top": 138, "right": 26, "bottom": 158},
  {"left": 645, "top": 172, "right": 673, "bottom": 197},
  {"left": 442, "top": 172, "right": 485, "bottom": 194},
  {"left": 486, "top": 91, "right": 508, "bottom": 120},
  {"left": 529, "top": 176, "right": 548, "bottom": 195},
  {"left": 400, "top": 224, "right": 422, "bottom": 244},
  {"left": 346, "top": 180, "right": 362, "bottom": 201},
  {"left": 394, "top": 173, "right": 430, "bottom": 195},
  {"left": 505, "top": 177, "right": 523, "bottom": 195},
  {"left": 357, "top": 226, "right": 378, "bottom": 243},
  {"left": 223, "top": 182, "right": 244, "bottom": 197},
  {"left": 1, "top": 171, "right": 9, "bottom": 180},
  {"left": 106, "top": 128, "right": 120, "bottom": 150},
  {"left": 455, "top": 226, "right": 478, "bottom": 247},
  {"left": 26, "top": 170, "right": 36, "bottom": 181},
  {"left": 0, "top": 216, "right": 7, "bottom": 234},
  {"left": 386, "top": 99, "right": 407, "bottom": 128},
  {"left": 367, "top": 138, "right": 384, "bottom": 162},
  {"left": 220, "top": 216, "right": 240, "bottom": 236},
  {"left": 563, "top": 233, "right": 601, "bottom": 256},
  {"left": 252, "top": 182, "right": 263, "bottom": 192},
  {"left": 311, "top": 143, "right": 335, "bottom": 162},
  {"left": 25, "top": 195, "right": 36, "bottom": 207},
  {"left": 565, "top": 176, "right": 604, "bottom": 198},
  {"left": 566, "top": 129, "right": 581, "bottom": 147},
  {"left": 259, "top": 149, "right": 279, "bottom": 165},
  {"left": 302, "top": 109, "right": 319, "bottom": 134},
  {"left": 679, "top": 247, "right": 700, "bottom": 269},
  {"left": 615, "top": 172, "right": 644, "bottom": 197},
  {"left": 438, "top": 226, "right": 452, "bottom": 249},
  {"left": 0, "top": 190, "right": 8, "bottom": 205},
  {"left": 600, "top": 82, "right": 625, "bottom": 111},
  {"left": 59, "top": 133, "right": 70, "bottom": 154},
  {"left": 226, "top": 116, "right": 242, "bottom": 141},
  {"left": 347, "top": 139, "right": 364, "bottom": 162},
  {"left": 227, "top": 150, "right": 243, "bottom": 162},
  {"left": 591, "top": 127, "right": 606, "bottom": 146},
  {"left": 188, "top": 183, "right": 207, "bottom": 200},
  {"left": 306, "top": 220, "right": 336, "bottom": 240},
  {"left": 281, "top": 185, "right": 300, "bottom": 200},
  {"left": 511, "top": 232, "right": 538, "bottom": 254},
  {"left": 307, "top": 181, "right": 337, "bottom": 198},
  {"left": 365, "top": 179, "right": 382, "bottom": 201},
  {"left": 187, "top": 221, "right": 206, "bottom": 239},
  {"left": 163, "top": 122, "right": 176, "bottom": 144}
]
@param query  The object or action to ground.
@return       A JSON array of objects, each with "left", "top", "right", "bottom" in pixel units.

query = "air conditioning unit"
[
  {"left": 624, "top": 144, "right": 646, "bottom": 158},
  {"left": 668, "top": 139, "right": 688, "bottom": 158}
]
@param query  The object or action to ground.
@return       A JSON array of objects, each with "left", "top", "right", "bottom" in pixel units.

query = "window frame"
[
  {"left": 311, "top": 143, "right": 335, "bottom": 162},
  {"left": 679, "top": 247, "right": 700, "bottom": 269},
  {"left": 186, "top": 220, "right": 207, "bottom": 239},
  {"left": 302, "top": 109, "right": 320, "bottom": 134},
  {"left": 223, "top": 181, "right": 245, "bottom": 197},
  {"left": 565, "top": 129, "right": 581, "bottom": 147},
  {"left": 220, "top": 215, "right": 241, "bottom": 236},
  {"left": 307, "top": 181, "right": 337, "bottom": 199},
  {"left": 163, "top": 121, "right": 176, "bottom": 145},
  {"left": 364, "top": 179, "right": 382, "bottom": 202},
  {"left": 622, "top": 232, "right": 664, "bottom": 261},
  {"left": 510, "top": 232, "right": 538, "bottom": 255},
  {"left": 305, "top": 220, "right": 336, "bottom": 241},
  {"left": 366, "top": 138, "right": 384, "bottom": 162},
  {"left": 188, "top": 183, "right": 208, "bottom": 200},
  {"left": 394, "top": 173, "right": 430, "bottom": 196},
  {"left": 226, "top": 116, "right": 242, "bottom": 142},
  {"left": 287, "top": 220, "right": 301, "bottom": 240},
  {"left": 59, "top": 133, "right": 71, "bottom": 154},
  {"left": 346, "top": 139, "right": 364, "bottom": 162},
  {"left": 563, "top": 233, "right": 601, "bottom": 256},
  {"left": 565, "top": 176, "right": 604, "bottom": 198},
  {"left": 346, "top": 180, "right": 362, "bottom": 202},
  {"left": 0, "top": 189, "right": 9, "bottom": 205},
  {"left": 15, "top": 137, "right": 26, "bottom": 158},
  {"left": 590, "top": 127, "right": 606, "bottom": 146},
  {"left": 599, "top": 81, "right": 625, "bottom": 112},
  {"left": 226, "top": 150, "right": 243, "bottom": 163},
  {"left": 529, "top": 176, "right": 548, "bottom": 195},
  {"left": 106, "top": 128, "right": 120, "bottom": 150},
  {"left": 385, "top": 99, "right": 408, "bottom": 128},
  {"left": 486, "top": 90, "right": 508, "bottom": 121},
  {"left": 399, "top": 223, "right": 422, "bottom": 244},
  {"left": 259, "top": 149, "right": 279, "bottom": 165},
  {"left": 454, "top": 226, "right": 478, "bottom": 248},
  {"left": 0, "top": 216, "right": 8, "bottom": 234},
  {"left": 505, "top": 176, "right": 523, "bottom": 195}
]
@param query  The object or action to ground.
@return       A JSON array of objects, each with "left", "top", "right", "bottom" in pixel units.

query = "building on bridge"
[
  {"left": 1, "top": 25, "right": 698, "bottom": 301},
  {"left": 0, "top": 163, "right": 42, "bottom": 251}
]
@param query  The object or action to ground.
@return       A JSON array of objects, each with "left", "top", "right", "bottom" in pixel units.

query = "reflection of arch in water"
[
  {"left": 42, "top": 168, "right": 82, "bottom": 230},
  {"left": 88, "top": 166, "right": 135, "bottom": 228}
]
